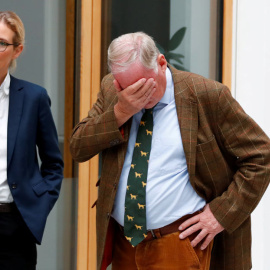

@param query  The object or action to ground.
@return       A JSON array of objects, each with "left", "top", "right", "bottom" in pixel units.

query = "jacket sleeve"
[
  {"left": 209, "top": 86, "right": 270, "bottom": 233},
  {"left": 69, "top": 75, "right": 127, "bottom": 163},
  {"left": 36, "top": 88, "right": 64, "bottom": 207}
]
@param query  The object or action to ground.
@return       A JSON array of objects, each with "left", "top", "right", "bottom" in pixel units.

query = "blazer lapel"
[
  {"left": 171, "top": 68, "right": 198, "bottom": 179},
  {"left": 117, "top": 118, "right": 132, "bottom": 170},
  {"left": 7, "top": 76, "right": 24, "bottom": 168}
]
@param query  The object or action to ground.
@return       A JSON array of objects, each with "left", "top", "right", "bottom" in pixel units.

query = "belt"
[
  {"left": 0, "top": 202, "right": 16, "bottom": 213},
  {"left": 118, "top": 209, "right": 202, "bottom": 243}
]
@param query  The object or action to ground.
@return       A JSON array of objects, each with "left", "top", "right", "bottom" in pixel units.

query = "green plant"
[{"left": 156, "top": 27, "right": 187, "bottom": 71}]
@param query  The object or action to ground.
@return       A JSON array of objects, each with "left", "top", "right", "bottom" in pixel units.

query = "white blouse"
[{"left": 0, "top": 72, "right": 13, "bottom": 202}]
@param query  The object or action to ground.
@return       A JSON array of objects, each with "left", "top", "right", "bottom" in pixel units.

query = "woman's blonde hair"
[
  {"left": 108, "top": 32, "right": 160, "bottom": 74},
  {"left": 0, "top": 11, "right": 25, "bottom": 70}
]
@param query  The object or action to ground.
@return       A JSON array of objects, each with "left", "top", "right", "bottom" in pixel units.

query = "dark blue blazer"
[{"left": 7, "top": 76, "right": 63, "bottom": 244}]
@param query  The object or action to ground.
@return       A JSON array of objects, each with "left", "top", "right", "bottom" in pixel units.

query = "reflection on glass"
[{"left": 102, "top": 0, "right": 222, "bottom": 81}]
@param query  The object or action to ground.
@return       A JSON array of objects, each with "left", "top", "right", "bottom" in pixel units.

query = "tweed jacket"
[{"left": 70, "top": 66, "right": 270, "bottom": 270}]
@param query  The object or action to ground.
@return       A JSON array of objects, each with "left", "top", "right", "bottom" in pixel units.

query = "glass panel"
[
  {"left": 1, "top": 1, "right": 77, "bottom": 269},
  {"left": 102, "top": 0, "right": 222, "bottom": 81}
]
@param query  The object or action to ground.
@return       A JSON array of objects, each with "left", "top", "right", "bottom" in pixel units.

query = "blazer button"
[
  {"left": 107, "top": 212, "right": 110, "bottom": 219},
  {"left": 11, "top": 183, "right": 17, "bottom": 189},
  {"left": 109, "top": 139, "right": 120, "bottom": 147},
  {"left": 113, "top": 183, "right": 117, "bottom": 189}
]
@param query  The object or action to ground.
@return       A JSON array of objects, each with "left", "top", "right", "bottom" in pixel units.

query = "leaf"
[
  {"left": 155, "top": 42, "right": 165, "bottom": 54},
  {"left": 166, "top": 52, "right": 184, "bottom": 64},
  {"left": 166, "top": 52, "right": 184, "bottom": 59},
  {"left": 169, "top": 58, "right": 184, "bottom": 65},
  {"left": 171, "top": 63, "right": 188, "bottom": 71},
  {"left": 168, "top": 27, "right": 187, "bottom": 51}
]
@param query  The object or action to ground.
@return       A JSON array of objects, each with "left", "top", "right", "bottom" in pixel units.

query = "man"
[{"left": 70, "top": 32, "right": 270, "bottom": 270}]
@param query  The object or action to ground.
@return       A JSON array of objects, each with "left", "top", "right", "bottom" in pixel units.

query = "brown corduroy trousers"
[{"left": 112, "top": 224, "right": 213, "bottom": 270}]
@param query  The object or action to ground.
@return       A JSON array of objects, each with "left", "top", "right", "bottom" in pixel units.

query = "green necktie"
[{"left": 124, "top": 109, "right": 153, "bottom": 247}]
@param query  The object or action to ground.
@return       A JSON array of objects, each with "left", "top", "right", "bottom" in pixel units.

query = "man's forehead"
[{"left": 113, "top": 63, "right": 155, "bottom": 89}]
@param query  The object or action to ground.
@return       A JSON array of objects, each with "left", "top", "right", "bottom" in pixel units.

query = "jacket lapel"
[
  {"left": 117, "top": 118, "right": 132, "bottom": 170},
  {"left": 7, "top": 76, "right": 24, "bottom": 168},
  {"left": 171, "top": 67, "right": 198, "bottom": 179}
]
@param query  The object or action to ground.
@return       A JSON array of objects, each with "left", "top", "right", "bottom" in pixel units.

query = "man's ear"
[
  {"left": 157, "top": 54, "right": 167, "bottom": 72},
  {"left": 12, "top": 44, "right": 23, "bottom": 60}
]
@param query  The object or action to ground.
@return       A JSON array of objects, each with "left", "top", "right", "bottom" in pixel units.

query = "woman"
[{"left": 0, "top": 11, "right": 63, "bottom": 269}]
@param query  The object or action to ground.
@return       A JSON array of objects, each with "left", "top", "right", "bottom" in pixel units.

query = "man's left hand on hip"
[{"left": 178, "top": 204, "right": 224, "bottom": 250}]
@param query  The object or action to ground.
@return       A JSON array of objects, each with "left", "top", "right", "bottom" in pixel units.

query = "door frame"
[
  {"left": 222, "top": 0, "right": 233, "bottom": 88},
  {"left": 76, "top": 0, "right": 101, "bottom": 269},
  {"left": 64, "top": 0, "right": 101, "bottom": 269}
]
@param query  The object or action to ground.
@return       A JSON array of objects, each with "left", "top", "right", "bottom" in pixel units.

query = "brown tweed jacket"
[{"left": 70, "top": 65, "right": 270, "bottom": 270}]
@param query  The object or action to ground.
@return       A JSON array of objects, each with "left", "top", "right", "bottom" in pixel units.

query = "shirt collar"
[
  {"left": 158, "top": 67, "right": 174, "bottom": 105},
  {"left": 0, "top": 72, "right": 11, "bottom": 96}
]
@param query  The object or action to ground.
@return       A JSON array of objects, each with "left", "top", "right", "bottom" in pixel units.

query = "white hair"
[{"left": 107, "top": 32, "right": 160, "bottom": 74}]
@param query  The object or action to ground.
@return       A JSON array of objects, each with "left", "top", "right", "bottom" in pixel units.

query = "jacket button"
[
  {"left": 107, "top": 212, "right": 110, "bottom": 219},
  {"left": 113, "top": 183, "right": 117, "bottom": 189},
  {"left": 11, "top": 183, "right": 17, "bottom": 189},
  {"left": 109, "top": 139, "right": 120, "bottom": 146}
]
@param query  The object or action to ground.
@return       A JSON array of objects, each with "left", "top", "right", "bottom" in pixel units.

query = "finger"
[
  {"left": 142, "top": 85, "right": 156, "bottom": 104},
  {"left": 200, "top": 234, "right": 214, "bottom": 250},
  {"left": 144, "top": 80, "right": 156, "bottom": 98},
  {"left": 140, "top": 87, "right": 156, "bottom": 108},
  {"left": 127, "top": 78, "right": 147, "bottom": 94},
  {"left": 190, "top": 229, "right": 208, "bottom": 248},
  {"left": 146, "top": 86, "right": 156, "bottom": 99},
  {"left": 113, "top": 80, "right": 122, "bottom": 92},
  {"left": 137, "top": 78, "right": 155, "bottom": 99},
  {"left": 179, "top": 214, "right": 201, "bottom": 231},
  {"left": 179, "top": 223, "right": 201, "bottom": 240}
]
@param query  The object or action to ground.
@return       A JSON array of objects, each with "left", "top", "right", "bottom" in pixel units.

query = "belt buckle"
[
  {"left": 149, "top": 229, "right": 157, "bottom": 239},
  {"left": 0, "top": 203, "right": 8, "bottom": 206}
]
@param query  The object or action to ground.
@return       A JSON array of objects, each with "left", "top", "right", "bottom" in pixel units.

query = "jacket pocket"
[
  {"left": 32, "top": 179, "right": 49, "bottom": 196},
  {"left": 195, "top": 135, "right": 233, "bottom": 199},
  {"left": 197, "top": 135, "right": 216, "bottom": 152}
]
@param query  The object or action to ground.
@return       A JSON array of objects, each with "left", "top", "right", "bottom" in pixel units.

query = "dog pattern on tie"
[{"left": 124, "top": 109, "right": 153, "bottom": 247}]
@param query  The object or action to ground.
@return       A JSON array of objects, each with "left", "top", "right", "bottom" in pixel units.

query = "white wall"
[{"left": 232, "top": 1, "right": 270, "bottom": 269}]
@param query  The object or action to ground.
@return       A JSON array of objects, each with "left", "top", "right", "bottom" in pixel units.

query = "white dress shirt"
[
  {"left": 111, "top": 68, "right": 205, "bottom": 229},
  {"left": 0, "top": 72, "right": 13, "bottom": 202}
]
